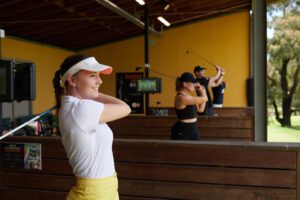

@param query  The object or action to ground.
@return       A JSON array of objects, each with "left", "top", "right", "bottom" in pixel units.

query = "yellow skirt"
[{"left": 66, "top": 173, "right": 119, "bottom": 200}]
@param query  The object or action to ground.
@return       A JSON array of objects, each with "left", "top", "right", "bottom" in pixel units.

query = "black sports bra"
[{"left": 175, "top": 93, "right": 197, "bottom": 119}]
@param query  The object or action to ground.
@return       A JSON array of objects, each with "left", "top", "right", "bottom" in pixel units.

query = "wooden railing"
[
  {"left": 109, "top": 115, "right": 254, "bottom": 141},
  {"left": 1, "top": 136, "right": 300, "bottom": 200},
  {"left": 149, "top": 107, "right": 254, "bottom": 117}
]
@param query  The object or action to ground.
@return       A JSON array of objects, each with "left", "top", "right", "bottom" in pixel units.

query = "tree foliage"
[{"left": 267, "top": 0, "right": 300, "bottom": 126}]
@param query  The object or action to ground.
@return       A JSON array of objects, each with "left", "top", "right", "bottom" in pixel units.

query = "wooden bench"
[
  {"left": 149, "top": 107, "right": 254, "bottom": 117},
  {"left": 1, "top": 136, "right": 300, "bottom": 200},
  {"left": 108, "top": 115, "right": 254, "bottom": 141}
]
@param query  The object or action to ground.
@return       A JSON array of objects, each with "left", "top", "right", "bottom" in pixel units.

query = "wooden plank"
[
  {"left": 108, "top": 116, "right": 253, "bottom": 128},
  {"left": 109, "top": 115, "right": 254, "bottom": 141},
  {"left": 1, "top": 137, "right": 300, "bottom": 200},
  {"left": 1, "top": 189, "right": 165, "bottom": 200},
  {"left": 0, "top": 172, "right": 2, "bottom": 200},
  {"left": 1, "top": 189, "right": 67, "bottom": 200},
  {"left": 108, "top": 116, "right": 176, "bottom": 127},
  {"left": 149, "top": 107, "right": 254, "bottom": 117},
  {"left": 116, "top": 135, "right": 169, "bottom": 139},
  {"left": 113, "top": 139, "right": 300, "bottom": 153},
  {"left": 114, "top": 143, "right": 297, "bottom": 169},
  {"left": 1, "top": 159, "right": 72, "bottom": 176},
  {"left": 111, "top": 126, "right": 171, "bottom": 136},
  {"left": 214, "top": 107, "right": 254, "bottom": 116},
  {"left": 116, "top": 162, "right": 296, "bottom": 188},
  {"left": 201, "top": 128, "right": 252, "bottom": 138},
  {"left": 197, "top": 117, "right": 253, "bottom": 128},
  {"left": 2, "top": 172, "right": 74, "bottom": 191},
  {"left": 42, "top": 159, "right": 72, "bottom": 175},
  {"left": 2, "top": 137, "right": 298, "bottom": 168},
  {"left": 5, "top": 159, "right": 296, "bottom": 188},
  {"left": 115, "top": 136, "right": 251, "bottom": 141},
  {"left": 112, "top": 127, "right": 252, "bottom": 138},
  {"left": 201, "top": 137, "right": 252, "bottom": 141},
  {"left": 121, "top": 196, "right": 167, "bottom": 200},
  {"left": 4, "top": 178, "right": 294, "bottom": 200},
  {"left": 116, "top": 135, "right": 252, "bottom": 141},
  {"left": 41, "top": 142, "right": 66, "bottom": 159},
  {"left": 297, "top": 151, "right": 300, "bottom": 200},
  {"left": 3, "top": 159, "right": 294, "bottom": 189},
  {"left": 2, "top": 136, "right": 60, "bottom": 144},
  {"left": 119, "top": 179, "right": 296, "bottom": 200}
]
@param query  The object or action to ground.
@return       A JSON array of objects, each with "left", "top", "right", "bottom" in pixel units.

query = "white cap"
[
  {"left": 61, "top": 57, "right": 112, "bottom": 83},
  {"left": 0, "top": 29, "right": 5, "bottom": 38}
]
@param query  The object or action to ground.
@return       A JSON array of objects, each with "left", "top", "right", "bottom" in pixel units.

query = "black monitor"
[
  {"left": 137, "top": 77, "right": 161, "bottom": 93},
  {"left": 0, "top": 59, "right": 14, "bottom": 102}
]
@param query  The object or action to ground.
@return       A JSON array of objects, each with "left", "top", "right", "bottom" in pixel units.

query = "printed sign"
[{"left": 1, "top": 142, "right": 42, "bottom": 170}]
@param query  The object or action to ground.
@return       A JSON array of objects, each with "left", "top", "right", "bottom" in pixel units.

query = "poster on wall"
[
  {"left": 1, "top": 142, "right": 42, "bottom": 170},
  {"left": 116, "top": 72, "right": 144, "bottom": 114}
]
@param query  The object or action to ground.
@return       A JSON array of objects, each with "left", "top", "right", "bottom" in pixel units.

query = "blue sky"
[{"left": 267, "top": 9, "right": 283, "bottom": 38}]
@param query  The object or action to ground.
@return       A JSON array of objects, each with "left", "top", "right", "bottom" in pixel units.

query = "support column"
[
  {"left": 252, "top": 0, "right": 267, "bottom": 141},
  {"left": 0, "top": 29, "right": 3, "bottom": 132},
  {"left": 144, "top": 5, "right": 150, "bottom": 115},
  {"left": 0, "top": 103, "right": 2, "bottom": 133}
]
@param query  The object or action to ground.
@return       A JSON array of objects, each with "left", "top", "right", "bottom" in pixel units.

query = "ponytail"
[
  {"left": 52, "top": 70, "right": 64, "bottom": 109},
  {"left": 176, "top": 77, "right": 183, "bottom": 92}
]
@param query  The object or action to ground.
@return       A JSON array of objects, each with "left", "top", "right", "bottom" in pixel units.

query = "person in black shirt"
[
  {"left": 194, "top": 65, "right": 224, "bottom": 116},
  {"left": 171, "top": 72, "right": 207, "bottom": 140},
  {"left": 212, "top": 81, "right": 227, "bottom": 107}
]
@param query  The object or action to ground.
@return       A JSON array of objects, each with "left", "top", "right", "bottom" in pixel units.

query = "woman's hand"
[
  {"left": 195, "top": 83, "right": 206, "bottom": 95},
  {"left": 221, "top": 68, "right": 225, "bottom": 76},
  {"left": 215, "top": 65, "right": 221, "bottom": 71},
  {"left": 195, "top": 82, "right": 201, "bottom": 89}
]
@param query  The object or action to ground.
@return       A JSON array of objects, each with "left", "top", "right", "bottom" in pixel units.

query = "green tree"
[{"left": 268, "top": 0, "right": 300, "bottom": 126}]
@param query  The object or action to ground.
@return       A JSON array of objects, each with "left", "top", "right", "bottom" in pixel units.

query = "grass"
[{"left": 267, "top": 116, "right": 300, "bottom": 142}]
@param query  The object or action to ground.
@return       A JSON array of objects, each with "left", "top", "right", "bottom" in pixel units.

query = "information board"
[{"left": 1, "top": 142, "right": 42, "bottom": 170}]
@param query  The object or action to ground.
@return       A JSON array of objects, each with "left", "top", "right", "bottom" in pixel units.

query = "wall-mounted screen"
[
  {"left": 137, "top": 77, "right": 161, "bottom": 93},
  {"left": 0, "top": 59, "right": 36, "bottom": 102}
]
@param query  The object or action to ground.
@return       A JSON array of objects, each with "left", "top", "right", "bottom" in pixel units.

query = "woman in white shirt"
[{"left": 52, "top": 54, "right": 131, "bottom": 200}]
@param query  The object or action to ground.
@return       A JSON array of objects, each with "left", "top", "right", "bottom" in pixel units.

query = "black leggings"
[{"left": 171, "top": 121, "right": 200, "bottom": 140}]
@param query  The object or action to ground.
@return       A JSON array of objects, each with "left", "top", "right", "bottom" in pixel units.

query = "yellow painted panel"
[
  {"left": 83, "top": 11, "right": 250, "bottom": 107},
  {"left": 1, "top": 11, "right": 249, "bottom": 115},
  {"left": 1, "top": 37, "right": 74, "bottom": 114}
]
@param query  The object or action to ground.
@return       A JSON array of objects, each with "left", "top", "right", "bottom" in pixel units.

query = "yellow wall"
[
  {"left": 1, "top": 11, "right": 249, "bottom": 115},
  {"left": 82, "top": 11, "right": 250, "bottom": 107},
  {"left": 1, "top": 37, "right": 74, "bottom": 114}
]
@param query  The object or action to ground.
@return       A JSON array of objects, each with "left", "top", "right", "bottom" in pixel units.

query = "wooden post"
[
  {"left": 297, "top": 151, "right": 300, "bottom": 200},
  {"left": 252, "top": 0, "right": 267, "bottom": 141},
  {"left": 144, "top": 5, "right": 150, "bottom": 115}
]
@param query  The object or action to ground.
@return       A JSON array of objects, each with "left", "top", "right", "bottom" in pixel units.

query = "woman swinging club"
[
  {"left": 53, "top": 54, "right": 131, "bottom": 200},
  {"left": 171, "top": 72, "right": 207, "bottom": 140}
]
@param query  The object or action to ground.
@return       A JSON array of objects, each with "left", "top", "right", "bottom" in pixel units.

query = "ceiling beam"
[
  {"left": 48, "top": 0, "right": 123, "bottom": 34},
  {"left": 170, "top": 2, "right": 250, "bottom": 26},
  {"left": 95, "top": 0, "right": 161, "bottom": 36}
]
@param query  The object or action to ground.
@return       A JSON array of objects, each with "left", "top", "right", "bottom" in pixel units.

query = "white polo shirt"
[{"left": 59, "top": 96, "right": 115, "bottom": 179}]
